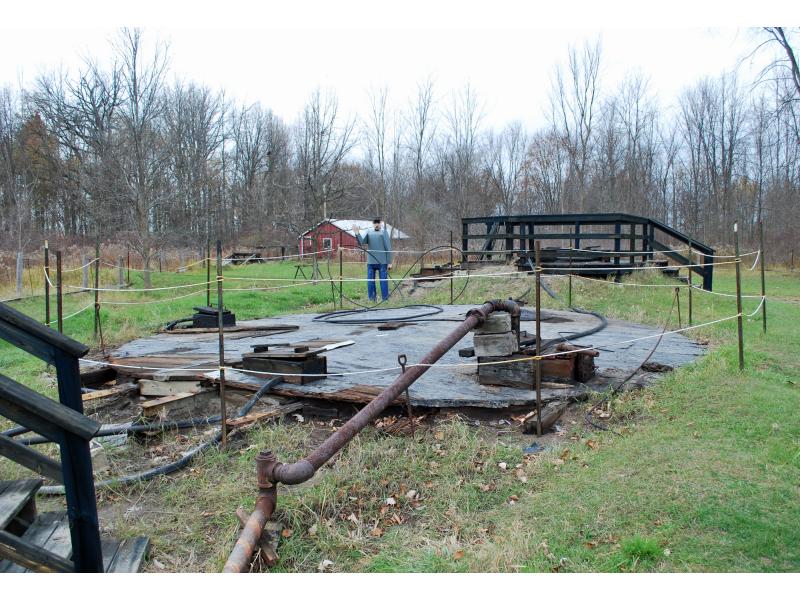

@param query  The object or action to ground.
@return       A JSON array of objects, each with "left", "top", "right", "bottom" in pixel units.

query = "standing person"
[{"left": 352, "top": 218, "right": 393, "bottom": 302}]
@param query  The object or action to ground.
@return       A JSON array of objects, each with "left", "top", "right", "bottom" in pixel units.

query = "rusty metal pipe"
[
  {"left": 222, "top": 451, "right": 278, "bottom": 573},
  {"left": 266, "top": 299, "right": 519, "bottom": 485}
]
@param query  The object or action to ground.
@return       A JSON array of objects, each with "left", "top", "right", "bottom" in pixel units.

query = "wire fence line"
[{"left": 76, "top": 297, "right": 765, "bottom": 380}]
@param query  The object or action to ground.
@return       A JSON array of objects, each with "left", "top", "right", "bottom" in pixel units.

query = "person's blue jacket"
[{"left": 355, "top": 228, "right": 392, "bottom": 265}]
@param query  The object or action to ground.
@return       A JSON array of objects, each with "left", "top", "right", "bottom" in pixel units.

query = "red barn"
[{"left": 298, "top": 219, "right": 410, "bottom": 258}]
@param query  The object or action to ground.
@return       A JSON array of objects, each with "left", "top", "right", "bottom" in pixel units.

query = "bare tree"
[
  {"left": 486, "top": 121, "right": 528, "bottom": 214},
  {"left": 549, "top": 39, "right": 602, "bottom": 212},
  {"left": 115, "top": 27, "right": 170, "bottom": 288},
  {"left": 406, "top": 77, "right": 437, "bottom": 184},
  {"left": 294, "top": 88, "right": 356, "bottom": 227}
]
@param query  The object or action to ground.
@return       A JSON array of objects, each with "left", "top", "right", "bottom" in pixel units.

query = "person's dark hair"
[{"left": 372, "top": 217, "right": 381, "bottom": 224}]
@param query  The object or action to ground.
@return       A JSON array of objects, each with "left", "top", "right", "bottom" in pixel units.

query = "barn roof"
[{"left": 299, "top": 218, "right": 410, "bottom": 240}]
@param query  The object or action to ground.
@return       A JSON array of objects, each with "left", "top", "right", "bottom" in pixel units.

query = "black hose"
[
  {"left": 522, "top": 257, "right": 609, "bottom": 351},
  {"left": 163, "top": 317, "right": 194, "bottom": 331},
  {"left": 313, "top": 304, "right": 446, "bottom": 325},
  {"left": 38, "top": 377, "right": 284, "bottom": 494}
]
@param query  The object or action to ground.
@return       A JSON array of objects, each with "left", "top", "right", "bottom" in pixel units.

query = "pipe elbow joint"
[
  {"left": 489, "top": 298, "right": 520, "bottom": 317},
  {"left": 271, "top": 459, "right": 316, "bottom": 485}
]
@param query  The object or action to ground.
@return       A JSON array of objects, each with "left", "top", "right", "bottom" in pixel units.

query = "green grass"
[{"left": 0, "top": 258, "right": 798, "bottom": 572}]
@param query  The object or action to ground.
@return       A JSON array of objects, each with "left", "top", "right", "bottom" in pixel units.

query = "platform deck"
[{"left": 112, "top": 305, "right": 705, "bottom": 409}]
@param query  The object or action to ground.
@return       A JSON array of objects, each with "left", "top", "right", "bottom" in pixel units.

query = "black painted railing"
[
  {"left": 461, "top": 213, "right": 715, "bottom": 290},
  {"left": 0, "top": 302, "right": 103, "bottom": 572}
]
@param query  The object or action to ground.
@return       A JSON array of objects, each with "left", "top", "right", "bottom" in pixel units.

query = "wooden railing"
[
  {"left": 461, "top": 213, "right": 715, "bottom": 290},
  {"left": 0, "top": 302, "right": 103, "bottom": 572}
]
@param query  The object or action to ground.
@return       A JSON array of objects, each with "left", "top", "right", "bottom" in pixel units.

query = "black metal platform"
[{"left": 461, "top": 213, "right": 715, "bottom": 290}]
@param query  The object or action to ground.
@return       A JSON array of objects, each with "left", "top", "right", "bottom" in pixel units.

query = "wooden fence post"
[
  {"left": 734, "top": 222, "right": 745, "bottom": 371},
  {"left": 687, "top": 242, "right": 693, "bottom": 326},
  {"left": 216, "top": 239, "right": 227, "bottom": 450},
  {"left": 93, "top": 239, "right": 100, "bottom": 340},
  {"left": 56, "top": 251, "right": 63, "bottom": 333},
  {"left": 44, "top": 242, "right": 50, "bottom": 327},
  {"left": 535, "top": 240, "right": 543, "bottom": 437},
  {"left": 759, "top": 219, "right": 767, "bottom": 334},
  {"left": 16, "top": 251, "right": 24, "bottom": 297}
]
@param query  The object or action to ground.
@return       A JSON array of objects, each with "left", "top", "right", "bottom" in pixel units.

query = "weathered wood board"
[{"left": 113, "top": 307, "right": 706, "bottom": 409}]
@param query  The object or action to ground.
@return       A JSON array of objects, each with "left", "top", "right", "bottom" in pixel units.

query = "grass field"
[{"left": 0, "top": 256, "right": 798, "bottom": 572}]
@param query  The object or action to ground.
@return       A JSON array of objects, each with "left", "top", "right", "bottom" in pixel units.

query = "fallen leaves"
[
  {"left": 281, "top": 528, "right": 293, "bottom": 538},
  {"left": 585, "top": 439, "right": 600, "bottom": 450},
  {"left": 318, "top": 559, "right": 334, "bottom": 572},
  {"left": 453, "top": 550, "right": 465, "bottom": 561}
]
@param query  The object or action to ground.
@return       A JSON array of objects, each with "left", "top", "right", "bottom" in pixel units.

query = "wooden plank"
[
  {"left": 0, "top": 513, "right": 61, "bottom": 572},
  {"left": 81, "top": 382, "right": 138, "bottom": 403},
  {"left": 101, "top": 537, "right": 121, "bottom": 572},
  {"left": 0, "top": 528, "right": 74, "bottom": 573},
  {"left": 140, "top": 390, "right": 216, "bottom": 419},
  {"left": 139, "top": 379, "right": 203, "bottom": 397},
  {"left": 473, "top": 332, "right": 518, "bottom": 358},
  {"left": 0, "top": 479, "right": 43, "bottom": 529},
  {"left": 0, "top": 435, "right": 64, "bottom": 483},
  {"left": 272, "top": 384, "right": 393, "bottom": 405},
  {"left": 140, "top": 392, "right": 194, "bottom": 417},
  {"left": 106, "top": 536, "right": 149, "bottom": 573},
  {"left": 164, "top": 325, "right": 298, "bottom": 335},
  {"left": 226, "top": 402, "right": 304, "bottom": 428}
]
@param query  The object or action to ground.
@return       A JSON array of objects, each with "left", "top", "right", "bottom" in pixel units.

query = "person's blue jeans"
[{"left": 367, "top": 263, "right": 390, "bottom": 301}]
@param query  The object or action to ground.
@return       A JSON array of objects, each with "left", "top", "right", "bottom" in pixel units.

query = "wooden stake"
[
  {"left": 568, "top": 245, "right": 573, "bottom": 308},
  {"left": 535, "top": 240, "right": 543, "bottom": 437},
  {"left": 733, "top": 222, "right": 745, "bottom": 371},
  {"left": 450, "top": 230, "right": 454, "bottom": 305},
  {"left": 56, "top": 250, "right": 63, "bottom": 333},
  {"left": 759, "top": 219, "right": 767, "bottom": 334},
  {"left": 206, "top": 239, "right": 211, "bottom": 307},
  {"left": 93, "top": 238, "right": 100, "bottom": 340},
  {"left": 44, "top": 241, "right": 50, "bottom": 328},
  {"left": 217, "top": 239, "right": 227, "bottom": 449},
  {"left": 687, "top": 242, "right": 693, "bottom": 326},
  {"left": 339, "top": 231, "right": 344, "bottom": 309}
]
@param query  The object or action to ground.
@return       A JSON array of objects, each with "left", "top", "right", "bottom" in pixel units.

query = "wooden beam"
[
  {"left": 0, "top": 435, "right": 64, "bottom": 483},
  {"left": 81, "top": 383, "right": 138, "bottom": 404},
  {"left": 0, "top": 529, "right": 74, "bottom": 573},
  {"left": 140, "top": 391, "right": 216, "bottom": 419}
]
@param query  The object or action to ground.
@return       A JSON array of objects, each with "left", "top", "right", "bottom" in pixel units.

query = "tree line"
[{"left": 1, "top": 27, "right": 798, "bottom": 276}]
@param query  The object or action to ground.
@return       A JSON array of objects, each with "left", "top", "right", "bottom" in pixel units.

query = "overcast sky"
[{"left": 0, "top": 1, "right": 792, "bottom": 131}]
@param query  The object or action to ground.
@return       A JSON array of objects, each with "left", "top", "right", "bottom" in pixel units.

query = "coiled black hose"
[
  {"left": 522, "top": 257, "right": 609, "bottom": 351},
  {"left": 38, "top": 377, "right": 284, "bottom": 494}
]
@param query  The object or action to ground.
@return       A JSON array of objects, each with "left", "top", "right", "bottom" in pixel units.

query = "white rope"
[
  {"left": 543, "top": 258, "right": 739, "bottom": 272},
  {"left": 60, "top": 257, "right": 100, "bottom": 272},
  {"left": 47, "top": 302, "right": 94, "bottom": 325},
  {"left": 100, "top": 289, "right": 209, "bottom": 305},
  {"left": 78, "top": 306, "right": 750, "bottom": 379}
]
